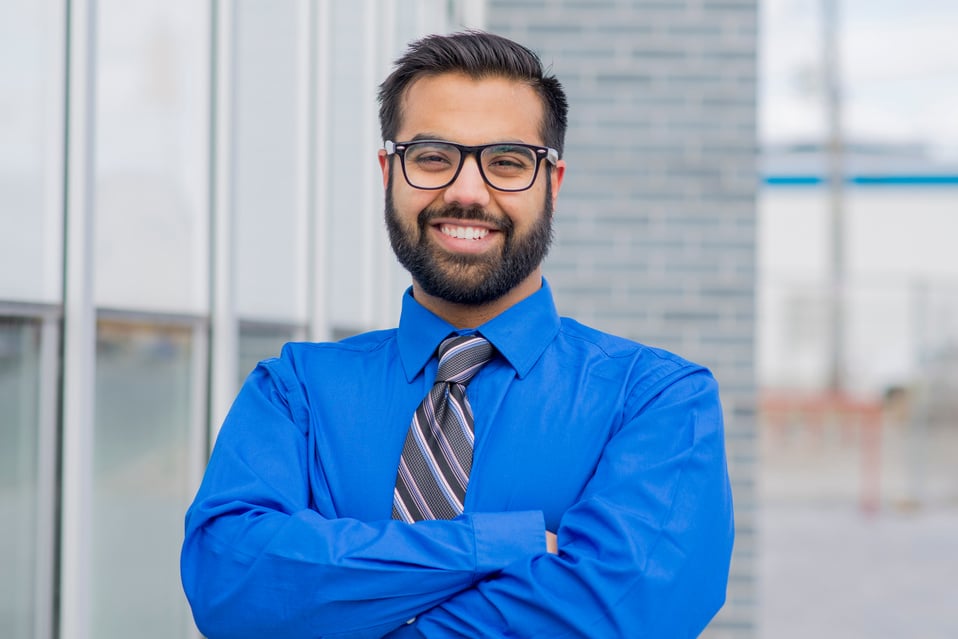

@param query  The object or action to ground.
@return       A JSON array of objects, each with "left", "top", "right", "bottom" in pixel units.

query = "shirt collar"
[{"left": 397, "top": 278, "right": 562, "bottom": 382}]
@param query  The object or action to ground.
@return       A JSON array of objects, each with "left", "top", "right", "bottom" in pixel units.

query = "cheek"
[
  {"left": 389, "top": 186, "right": 428, "bottom": 222},
  {"left": 501, "top": 191, "right": 546, "bottom": 227}
]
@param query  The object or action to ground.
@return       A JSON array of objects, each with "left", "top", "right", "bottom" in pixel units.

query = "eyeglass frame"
[{"left": 384, "top": 139, "right": 559, "bottom": 192}]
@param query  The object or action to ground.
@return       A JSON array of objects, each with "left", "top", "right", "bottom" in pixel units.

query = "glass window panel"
[
  {"left": 0, "top": 317, "right": 42, "bottom": 638},
  {"left": 237, "top": 322, "right": 303, "bottom": 386},
  {"left": 94, "top": 1, "right": 209, "bottom": 314},
  {"left": 91, "top": 320, "right": 198, "bottom": 638},
  {"left": 0, "top": 0, "right": 65, "bottom": 303},
  {"left": 327, "top": 2, "right": 377, "bottom": 329},
  {"left": 324, "top": 3, "right": 457, "bottom": 334},
  {"left": 233, "top": 0, "right": 308, "bottom": 322}
]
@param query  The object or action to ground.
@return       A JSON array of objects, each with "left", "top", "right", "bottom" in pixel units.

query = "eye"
[
  {"left": 483, "top": 146, "right": 535, "bottom": 176},
  {"left": 407, "top": 144, "right": 457, "bottom": 172}
]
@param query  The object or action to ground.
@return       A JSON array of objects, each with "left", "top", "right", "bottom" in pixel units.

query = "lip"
[{"left": 428, "top": 218, "right": 502, "bottom": 254}]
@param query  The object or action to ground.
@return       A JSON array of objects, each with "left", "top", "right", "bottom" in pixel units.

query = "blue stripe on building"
[{"left": 763, "top": 175, "right": 958, "bottom": 187}]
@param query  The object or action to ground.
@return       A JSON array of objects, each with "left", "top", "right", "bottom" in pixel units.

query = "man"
[{"left": 182, "top": 30, "right": 733, "bottom": 638}]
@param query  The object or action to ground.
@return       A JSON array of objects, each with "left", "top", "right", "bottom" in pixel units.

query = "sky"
[{"left": 760, "top": 0, "right": 958, "bottom": 161}]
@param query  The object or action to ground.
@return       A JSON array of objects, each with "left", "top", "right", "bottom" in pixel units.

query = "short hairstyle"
[{"left": 377, "top": 30, "right": 568, "bottom": 157}]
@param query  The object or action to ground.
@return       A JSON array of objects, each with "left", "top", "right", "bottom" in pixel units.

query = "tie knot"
[{"left": 435, "top": 334, "right": 494, "bottom": 385}]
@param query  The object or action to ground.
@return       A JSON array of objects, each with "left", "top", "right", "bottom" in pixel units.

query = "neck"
[{"left": 412, "top": 270, "right": 542, "bottom": 329}]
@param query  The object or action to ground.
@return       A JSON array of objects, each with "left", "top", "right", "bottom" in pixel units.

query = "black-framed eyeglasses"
[{"left": 384, "top": 139, "right": 559, "bottom": 192}]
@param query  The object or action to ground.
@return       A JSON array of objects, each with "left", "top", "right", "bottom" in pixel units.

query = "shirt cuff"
[{"left": 469, "top": 510, "right": 546, "bottom": 574}]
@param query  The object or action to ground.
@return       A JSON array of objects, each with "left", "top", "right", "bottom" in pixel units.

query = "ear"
[
  {"left": 378, "top": 149, "right": 390, "bottom": 190},
  {"left": 550, "top": 159, "right": 566, "bottom": 210}
]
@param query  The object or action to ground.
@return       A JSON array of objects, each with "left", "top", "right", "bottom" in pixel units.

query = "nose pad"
[{"left": 443, "top": 156, "right": 491, "bottom": 207}]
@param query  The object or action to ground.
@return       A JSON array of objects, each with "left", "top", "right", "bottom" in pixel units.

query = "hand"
[{"left": 546, "top": 531, "right": 558, "bottom": 554}]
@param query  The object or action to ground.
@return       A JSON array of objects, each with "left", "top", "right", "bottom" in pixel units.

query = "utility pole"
[{"left": 823, "top": 0, "right": 845, "bottom": 394}]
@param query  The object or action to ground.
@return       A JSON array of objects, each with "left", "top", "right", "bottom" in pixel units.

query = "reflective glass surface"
[
  {"left": 92, "top": 321, "right": 197, "bottom": 638},
  {"left": 233, "top": 0, "right": 307, "bottom": 322},
  {"left": 0, "top": 0, "right": 64, "bottom": 303},
  {"left": 326, "top": 2, "right": 376, "bottom": 328},
  {"left": 238, "top": 322, "right": 302, "bottom": 386},
  {"left": 0, "top": 318, "right": 41, "bottom": 638},
  {"left": 94, "top": 0, "right": 209, "bottom": 313}
]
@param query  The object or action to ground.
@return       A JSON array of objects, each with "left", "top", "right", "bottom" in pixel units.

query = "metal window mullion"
[
  {"left": 35, "top": 313, "right": 61, "bottom": 639},
  {"left": 376, "top": 0, "right": 402, "bottom": 328},
  {"left": 307, "top": 0, "right": 331, "bottom": 343},
  {"left": 188, "top": 318, "right": 210, "bottom": 512},
  {"left": 45, "top": 0, "right": 70, "bottom": 305},
  {"left": 10, "top": 320, "right": 40, "bottom": 637},
  {"left": 360, "top": 0, "right": 378, "bottom": 329},
  {"left": 306, "top": 0, "right": 327, "bottom": 341},
  {"left": 293, "top": 0, "right": 311, "bottom": 331},
  {"left": 192, "top": 3, "right": 216, "bottom": 318},
  {"left": 209, "top": 0, "right": 238, "bottom": 441},
  {"left": 59, "top": 0, "right": 98, "bottom": 637}
]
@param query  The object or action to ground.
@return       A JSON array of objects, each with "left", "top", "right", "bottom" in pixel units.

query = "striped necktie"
[{"left": 393, "top": 334, "right": 494, "bottom": 522}]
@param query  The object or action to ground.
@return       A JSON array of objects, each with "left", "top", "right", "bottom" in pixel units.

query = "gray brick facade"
[{"left": 486, "top": 1, "right": 758, "bottom": 636}]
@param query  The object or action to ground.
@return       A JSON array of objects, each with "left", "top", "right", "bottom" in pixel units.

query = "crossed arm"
[
  {"left": 546, "top": 530, "right": 558, "bottom": 554},
  {"left": 181, "top": 366, "right": 733, "bottom": 638}
]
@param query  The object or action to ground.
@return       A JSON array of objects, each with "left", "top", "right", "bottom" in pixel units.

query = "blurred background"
[{"left": 0, "top": 1, "right": 955, "bottom": 638}]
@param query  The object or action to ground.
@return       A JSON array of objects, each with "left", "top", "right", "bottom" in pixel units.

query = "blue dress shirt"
[{"left": 181, "top": 279, "right": 734, "bottom": 638}]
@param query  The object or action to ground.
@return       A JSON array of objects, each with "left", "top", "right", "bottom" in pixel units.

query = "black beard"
[{"left": 384, "top": 175, "right": 554, "bottom": 306}]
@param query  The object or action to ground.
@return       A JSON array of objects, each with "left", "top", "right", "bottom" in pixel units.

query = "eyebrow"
[{"left": 404, "top": 133, "right": 533, "bottom": 145}]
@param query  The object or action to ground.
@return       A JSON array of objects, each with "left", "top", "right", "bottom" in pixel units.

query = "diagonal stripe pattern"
[{"left": 393, "top": 334, "right": 494, "bottom": 522}]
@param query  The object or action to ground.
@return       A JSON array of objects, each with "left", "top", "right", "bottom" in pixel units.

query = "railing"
[{"left": 760, "top": 391, "right": 885, "bottom": 514}]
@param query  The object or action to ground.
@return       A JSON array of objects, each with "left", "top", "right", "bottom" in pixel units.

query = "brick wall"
[{"left": 485, "top": 1, "right": 758, "bottom": 636}]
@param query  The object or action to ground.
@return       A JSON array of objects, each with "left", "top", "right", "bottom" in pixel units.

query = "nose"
[{"left": 443, "top": 154, "right": 491, "bottom": 208}]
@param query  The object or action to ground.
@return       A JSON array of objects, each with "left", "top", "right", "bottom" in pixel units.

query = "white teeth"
[{"left": 440, "top": 224, "right": 489, "bottom": 240}]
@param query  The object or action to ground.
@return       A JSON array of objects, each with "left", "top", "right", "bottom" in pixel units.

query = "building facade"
[
  {"left": 760, "top": 143, "right": 958, "bottom": 398},
  {"left": 486, "top": 3, "right": 759, "bottom": 636},
  {"left": 0, "top": 1, "right": 757, "bottom": 637}
]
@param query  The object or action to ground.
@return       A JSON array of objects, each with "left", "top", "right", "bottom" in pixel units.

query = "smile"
[{"left": 439, "top": 224, "right": 490, "bottom": 240}]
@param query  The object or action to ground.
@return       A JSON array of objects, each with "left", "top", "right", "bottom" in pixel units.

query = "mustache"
[{"left": 417, "top": 204, "right": 513, "bottom": 234}]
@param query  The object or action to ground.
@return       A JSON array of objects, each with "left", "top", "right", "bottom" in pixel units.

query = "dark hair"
[{"left": 377, "top": 30, "right": 568, "bottom": 157}]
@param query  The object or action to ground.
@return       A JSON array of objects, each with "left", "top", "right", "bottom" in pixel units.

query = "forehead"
[{"left": 397, "top": 72, "right": 544, "bottom": 145}]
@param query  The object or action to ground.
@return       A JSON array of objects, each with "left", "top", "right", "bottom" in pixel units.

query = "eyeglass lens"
[{"left": 402, "top": 142, "right": 540, "bottom": 190}]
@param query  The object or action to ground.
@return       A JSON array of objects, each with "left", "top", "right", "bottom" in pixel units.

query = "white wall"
[{"left": 758, "top": 184, "right": 958, "bottom": 395}]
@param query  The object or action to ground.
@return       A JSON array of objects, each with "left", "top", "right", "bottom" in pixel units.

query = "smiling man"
[
  {"left": 381, "top": 71, "right": 561, "bottom": 324},
  {"left": 182, "top": 31, "right": 734, "bottom": 638}
]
